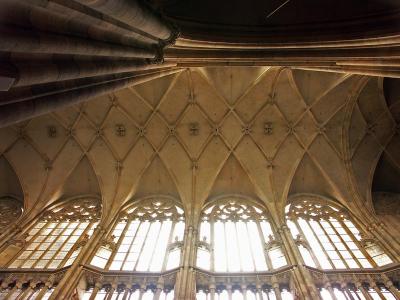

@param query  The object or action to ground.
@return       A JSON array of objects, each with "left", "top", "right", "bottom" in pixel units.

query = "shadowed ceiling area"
[
  {"left": 156, "top": 0, "right": 400, "bottom": 27},
  {"left": 0, "top": 67, "right": 397, "bottom": 218}
]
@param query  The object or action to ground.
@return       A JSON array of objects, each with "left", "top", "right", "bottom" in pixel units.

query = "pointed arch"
[
  {"left": 285, "top": 194, "right": 394, "bottom": 270},
  {"left": 89, "top": 195, "right": 185, "bottom": 273},
  {"left": 0, "top": 155, "right": 24, "bottom": 229},
  {"left": 134, "top": 156, "right": 181, "bottom": 200},
  {"left": 206, "top": 154, "right": 260, "bottom": 204},
  {"left": 6, "top": 195, "right": 102, "bottom": 270},
  {"left": 196, "top": 194, "right": 287, "bottom": 273}
]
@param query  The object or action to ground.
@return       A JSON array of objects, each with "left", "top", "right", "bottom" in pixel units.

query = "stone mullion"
[
  {"left": 354, "top": 203, "right": 400, "bottom": 259},
  {"left": 338, "top": 220, "right": 377, "bottom": 267},
  {"left": 317, "top": 220, "right": 350, "bottom": 268},
  {"left": 161, "top": 220, "right": 176, "bottom": 271},
  {"left": 49, "top": 225, "right": 107, "bottom": 299},
  {"left": 104, "top": 220, "right": 130, "bottom": 270},
  {"left": 292, "top": 220, "right": 321, "bottom": 268},
  {"left": 256, "top": 222, "right": 273, "bottom": 270},
  {"left": 59, "top": 221, "right": 94, "bottom": 267},
  {"left": 31, "top": 222, "right": 64, "bottom": 268},
  {"left": 133, "top": 222, "right": 152, "bottom": 271},
  {"left": 12, "top": 222, "right": 54, "bottom": 268},
  {"left": 367, "top": 222, "right": 400, "bottom": 262},
  {"left": 147, "top": 221, "right": 164, "bottom": 272},
  {"left": 327, "top": 219, "right": 363, "bottom": 268},
  {"left": 305, "top": 219, "right": 335, "bottom": 269},
  {"left": 277, "top": 224, "right": 320, "bottom": 299},
  {"left": 210, "top": 220, "right": 215, "bottom": 271}
]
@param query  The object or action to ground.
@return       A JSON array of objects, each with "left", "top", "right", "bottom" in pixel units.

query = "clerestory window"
[
  {"left": 286, "top": 197, "right": 393, "bottom": 270},
  {"left": 196, "top": 197, "right": 287, "bottom": 272},
  {"left": 90, "top": 197, "right": 185, "bottom": 272},
  {"left": 8, "top": 197, "right": 101, "bottom": 269}
]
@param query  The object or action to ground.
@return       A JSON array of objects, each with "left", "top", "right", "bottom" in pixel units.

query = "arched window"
[
  {"left": 90, "top": 197, "right": 185, "bottom": 272},
  {"left": 196, "top": 197, "right": 287, "bottom": 272},
  {"left": 8, "top": 197, "right": 101, "bottom": 269},
  {"left": 286, "top": 197, "right": 393, "bottom": 270}
]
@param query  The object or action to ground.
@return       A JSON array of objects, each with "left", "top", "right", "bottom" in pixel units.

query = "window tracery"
[
  {"left": 0, "top": 196, "right": 23, "bottom": 230},
  {"left": 196, "top": 197, "right": 287, "bottom": 272},
  {"left": 90, "top": 197, "right": 185, "bottom": 272},
  {"left": 8, "top": 197, "right": 101, "bottom": 270},
  {"left": 286, "top": 197, "right": 393, "bottom": 270}
]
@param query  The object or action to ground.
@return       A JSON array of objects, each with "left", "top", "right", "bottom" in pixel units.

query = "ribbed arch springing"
[
  {"left": 90, "top": 196, "right": 185, "bottom": 272},
  {"left": 196, "top": 196, "right": 287, "bottom": 273},
  {"left": 285, "top": 196, "right": 393, "bottom": 270}
]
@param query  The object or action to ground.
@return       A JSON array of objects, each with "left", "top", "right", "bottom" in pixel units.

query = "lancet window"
[
  {"left": 285, "top": 197, "right": 393, "bottom": 270},
  {"left": 196, "top": 197, "right": 287, "bottom": 272},
  {"left": 8, "top": 197, "right": 101, "bottom": 269},
  {"left": 90, "top": 197, "right": 185, "bottom": 272}
]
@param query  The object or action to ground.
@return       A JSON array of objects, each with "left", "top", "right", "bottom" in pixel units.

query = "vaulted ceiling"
[{"left": 0, "top": 67, "right": 398, "bottom": 223}]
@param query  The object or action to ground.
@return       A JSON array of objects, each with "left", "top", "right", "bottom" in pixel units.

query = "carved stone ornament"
[
  {"left": 0, "top": 197, "right": 23, "bottom": 230},
  {"left": 47, "top": 125, "right": 57, "bottom": 138},
  {"left": 120, "top": 197, "right": 184, "bottom": 222},
  {"left": 7, "top": 232, "right": 29, "bottom": 248},
  {"left": 201, "top": 198, "right": 269, "bottom": 223},
  {"left": 41, "top": 197, "right": 101, "bottom": 222},
  {"left": 287, "top": 198, "right": 346, "bottom": 221},
  {"left": 189, "top": 122, "right": 200, "bottom": 136},
  {"left": 101, "top": 234, "right": 117, "bottom": 251},
  {"left": 115, "top": 124, "right": 126, "bottom": 137},
  {"left": 264, "top": 122, "right": 273, "bottom": 135}
]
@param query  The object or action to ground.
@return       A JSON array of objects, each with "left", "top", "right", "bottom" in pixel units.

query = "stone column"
[
  {"left": 256, "top": 281, "right": 265, "bottom": 300},
  {"left": 354, "top": 281, "right": 373, "bottom": 300},
  {"left": 277, "top": 224, "right": 320, "bottom": 298},
  {"left": 121, "top": 287, "right": 130, "bottom": 300},
  {"left": 271, "top": 279, "right": 282, "bottom": 300},
  {"left": 340, "top": 280, "right": 355, "bottom": 300},
  {"left": 382, "top": 275, "right": 400, "bottom": 299},
  {"left": 154, "top": 278, "right": 163, "bottom": 300},
  {"left": 323, "top": 279, "right": 337, "bottom": 300},
  {"left": 241, "top": 283, "right": 248, "bottom": 300},
  {"left": 226, "top": 283, "right": 232, "bottom": 300},
  {"left": 138, "top": 284, "right": 146, "bottom": 300},
  {"left": 105, "top": 283, "right": 117, "bottom": 300},
  {"left": 88, "top": 281, "right": 103, "bottom": 300},
  {"left": 4, "top": 281, "right": 23, "bottom": 300},
  {"left": 74, "top": 0, "right": 176, "bottom": 41},
  {"left": 209, "top": 279, "right": 216, "bottom": 300},
  {"left": 49, "top": 225, "right": 107, "bottom": 299},
  {"left": 174, "top": 225, "right": 197, "bottom": 300}
]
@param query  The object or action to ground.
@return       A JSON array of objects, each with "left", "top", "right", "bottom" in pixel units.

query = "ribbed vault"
[{"left": 0, "top": 67, "right": 391, "bottom": 223}]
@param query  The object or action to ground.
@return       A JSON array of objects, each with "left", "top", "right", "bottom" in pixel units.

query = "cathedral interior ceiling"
[{"left": 0, "top": 67, "right": 399, "bottom": 222}]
